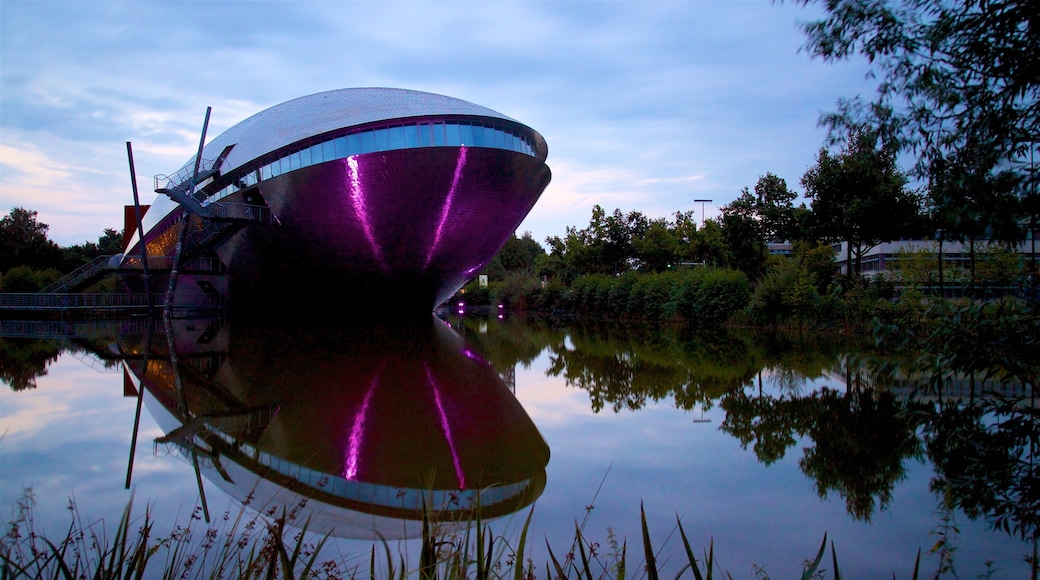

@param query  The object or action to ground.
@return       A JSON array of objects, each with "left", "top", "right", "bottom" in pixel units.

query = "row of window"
[{"left": 208, "top": 120, "right": 536, "bottom": 203}]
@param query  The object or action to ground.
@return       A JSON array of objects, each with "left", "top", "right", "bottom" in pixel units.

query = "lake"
[{"left": 1, "top": 312, "right": 1034, "bottom": 578}]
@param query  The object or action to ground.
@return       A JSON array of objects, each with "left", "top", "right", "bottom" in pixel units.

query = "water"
[{"left": 1, "top": 314, "right": 1034, "bottom": 578}]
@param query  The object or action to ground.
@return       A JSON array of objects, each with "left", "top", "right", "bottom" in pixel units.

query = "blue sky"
[{"left": 0, "top": 1, "right": 874, "bottom": 247}]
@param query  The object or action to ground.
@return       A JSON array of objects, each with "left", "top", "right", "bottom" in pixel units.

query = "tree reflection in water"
[{"left": 462, "top": 311, "right": 1036, "bottom": 557}]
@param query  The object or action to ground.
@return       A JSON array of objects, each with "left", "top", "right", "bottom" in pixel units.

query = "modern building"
[{"left": 119, "top": 88, "right": 551, "bottom": 316}]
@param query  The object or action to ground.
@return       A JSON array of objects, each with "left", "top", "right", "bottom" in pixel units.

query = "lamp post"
[{"left": 694, "top": 199, "right": 712, "bottom": 229}]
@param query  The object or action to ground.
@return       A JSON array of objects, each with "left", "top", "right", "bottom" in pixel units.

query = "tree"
[
  {"left": 0, "top": 207, "right": 63, "bottom": 273},
  {"left": 802, "top": 130, "right": 921, "bottom": 274},
  {"left": 753, "top": 173, "right": 800, "bottom": 243},
  {"left": 719, "top": 197, "right": 767, "bottom": 280},
  {"left": 482, "top": 231, "right": 546, "bottom": 279},
  {"left": 797, "top": 0, "right": 1039, "bottom": 250},
  {"left": 928, "top": 145, "right": 1023, "bottom": 294},
  {"left": 632, "top": 218, "right": 679, "bottom": 272}
]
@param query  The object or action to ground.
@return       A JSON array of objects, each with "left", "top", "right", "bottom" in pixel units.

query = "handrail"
[
  {"left": 154, "top": 158, "right": 217, "bottom": 192},
  {"left": 40, "top": 255, "right": 116, "bottom": 293},
  {"left": 0, "top": 293, "right": 225, "bottom": 311}
]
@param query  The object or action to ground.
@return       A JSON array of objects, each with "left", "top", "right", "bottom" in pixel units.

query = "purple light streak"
[
  {"left": 425, "top": 363, "right": 466, "bottom": 489},
  {"left": 424, "top": 146, "right": 467, "bottom": 269},
  {"left": 343, "top": 367, "right": 382, "bottom": 480},
  {"left": 347, "top": 156, "right": 388, "bottom": 271}
]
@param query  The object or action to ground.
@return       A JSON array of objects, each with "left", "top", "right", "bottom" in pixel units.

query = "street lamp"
[{"left": 694, "top": 199, "right": 712, "bottom": 228}]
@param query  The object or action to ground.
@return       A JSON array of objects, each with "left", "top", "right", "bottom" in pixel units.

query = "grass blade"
[
  {"left": 512, "top": 507, "right": 536, "bottom": 580},
  {"left": 831, "top": 540, "right": 841, "bottom": 580},
  {"left": 800, "top": 533, "right": 827, "bottom": 580},
  {"left": 676, "top": 516, "right": 704, "bottom": 580},
  {"left": 576, "top": 524, "right": 593, "bottom": 580},
  {"left": 640, "top": 502, "right": 659, "bottom": 580},
  {"left": 546, "top": 540, "right": 568, "bottom": 579}
]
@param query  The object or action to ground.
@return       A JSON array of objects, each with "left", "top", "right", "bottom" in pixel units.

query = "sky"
[{"left": 0, "top": 0, "right": 876, "bottom": 248}]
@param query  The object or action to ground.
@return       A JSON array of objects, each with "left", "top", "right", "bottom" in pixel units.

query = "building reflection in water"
[{"left": 117, "top": 314, "right": 549, "bottom": 539}]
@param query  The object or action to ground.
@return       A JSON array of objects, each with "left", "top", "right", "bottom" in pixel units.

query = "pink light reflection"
[
  {"left": 424, "top": 146, "right": 468, "bottom": 269},
  {"left": 347, "top": 156, "right": 389, "bottom": 271},
  {"left": 343, "top": 366, "right": 383, "bottom": 480},
  {"left": 425, "top": 363, "right": 466, "bottom": 489}
]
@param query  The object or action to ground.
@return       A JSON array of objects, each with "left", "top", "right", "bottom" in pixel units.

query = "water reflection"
[
  {"left": 117, "top": 315, "right": 549, "bottom": 539},
  {"left": 449, "top": 316, "right": 1035, "bottom": 545},
  {"left": 2, "top": 313, "right": 1034, "bottom": 564}
]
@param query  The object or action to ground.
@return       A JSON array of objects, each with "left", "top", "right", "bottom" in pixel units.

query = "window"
[
  {"left": 388, "top": 125, "right": 406, "bottom": 150},
  {"left": 361, "top": 130, "right": 376, "bottom": 152}
]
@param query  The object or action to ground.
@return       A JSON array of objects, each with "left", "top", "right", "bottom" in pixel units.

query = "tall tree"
[
  {"left": 0, "top": 207, "right": 63, "bottom": 273},
  {"left": 754, "top": 173, "right": 800, "bottom": 243},
  {"left": 802, "top": 131, "right": 920, "bottom": 274},
  {"left": 796, "top": 0, "right": 1039, "bottom": 248}
]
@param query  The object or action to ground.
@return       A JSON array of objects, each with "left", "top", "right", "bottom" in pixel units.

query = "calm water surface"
[{"left": 1, "top": 314, "right": 1033, "bottom": 578}]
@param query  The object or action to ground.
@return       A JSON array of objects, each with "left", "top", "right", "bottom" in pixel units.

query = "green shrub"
[
  {"left": 748, "top": 259, "right": 823, "bottom": 326},
  {"left": 672, "top": 267, "right": 750, "bottom": 326},
  {"left": 1, "top": 266, "right": 61, "bottom": 292}
]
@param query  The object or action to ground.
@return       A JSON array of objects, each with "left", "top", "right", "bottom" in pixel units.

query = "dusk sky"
[{"left": 0, "top": 1, "right": 875, "bottom": 247}]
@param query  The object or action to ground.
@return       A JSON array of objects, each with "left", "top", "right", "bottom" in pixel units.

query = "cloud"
[{"left": 1, "top": 0, "right": 875, "bottom": 246}]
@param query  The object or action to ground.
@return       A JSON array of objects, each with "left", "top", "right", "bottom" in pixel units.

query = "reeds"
[{"left": 1, "top": 487, "right": 925, "bottom": 579}]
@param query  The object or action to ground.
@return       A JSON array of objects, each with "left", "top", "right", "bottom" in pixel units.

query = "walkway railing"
[
  {"left": 0, "top": 293, "right": 225, "bottom": 311},
  {"left": 0, "top": 317, "right": 157, "bottom": 339}
]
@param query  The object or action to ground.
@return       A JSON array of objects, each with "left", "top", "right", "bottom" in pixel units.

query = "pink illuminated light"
[
  {"left": 343, "top": 367, "right": 382, "bottom": 480},
  {"left": 425, "top": 363, "right": 466, "bottom": 489},
  {"left": 425, "top": 146, "right": 468, "bottom": 269},
  {"left": 347, "top": 156, "right": 389, "bottom": 271}
]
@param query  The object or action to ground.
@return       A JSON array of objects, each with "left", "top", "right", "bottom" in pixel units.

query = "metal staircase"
[
  {"left": 40, "top": 255, "right": 117, "bottom": 293},
  {"left": 154, "top": 144, "right": 273, "bottom": 226}
]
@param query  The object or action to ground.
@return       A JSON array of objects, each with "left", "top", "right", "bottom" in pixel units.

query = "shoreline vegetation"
[{"left": 1, "top": 485, "right": 920, "bottom": 580}]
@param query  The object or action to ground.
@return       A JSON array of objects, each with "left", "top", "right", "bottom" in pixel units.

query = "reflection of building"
[
  {"left": 120, "top": 316, "right": 549, "bottom": 539},
  {"left": 119, "top": 88, "right": 551, "bottom": 315}
]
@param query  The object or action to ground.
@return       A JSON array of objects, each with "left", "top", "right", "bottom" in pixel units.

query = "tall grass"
[{"left": 2, "top": 488, "right": 926, "bottom": 579}]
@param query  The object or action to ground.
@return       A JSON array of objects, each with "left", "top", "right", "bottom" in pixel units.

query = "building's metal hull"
[
  {"left": 124, "top": 146, "right": 550, "bottom": 316},
  {"left": 122, "top": 315, "right": 549, "bottom": 539}
]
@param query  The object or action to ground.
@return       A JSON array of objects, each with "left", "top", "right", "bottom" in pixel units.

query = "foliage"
[
  {"left": 794, "top": 241, "right": 838, "bottom": 294},
  {"left": 872, "top": 297, "right": 1040, "bottom": 542},
  {"left": 0, "top": 485, "right": 873, "bottom": 580},
  {"left": 0, "top": 207, "right": 64, "bottom": 274},
  {"left": 0, "top": 338, "right": 63, "bottom": 391},
  {"left": 749, "top": 257, "right": 822, "bottom": 326},
  {"left": 671, "top": 267, "right": 751, "bottom": 327},
  {"left": 481, "top": 231, "right": 545, "bottom": 280},
  {"left": 797, "top": 0, "right": 1039, "bottom": 247},
  {"left": 0, "top": 265, "right": 62, "bottom": 292},
  {"left": 721, "top": 383, "right": 923, "bottom": 521},
  {"left": 801, "top": 131, "right": 921, "bottom": 274},
  {"left": 0, "top": 207, "right": 124, "bottom": 285},
  {"left": 458, "top": 279, "right": 493, "bottom": 306},
  {"left": 492, "top": 271, "right": 546, "bottom": 311}
]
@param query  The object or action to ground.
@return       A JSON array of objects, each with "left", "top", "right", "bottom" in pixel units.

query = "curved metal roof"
[{"left": 180, "top": 88, "right": 544, "bottom": 176}]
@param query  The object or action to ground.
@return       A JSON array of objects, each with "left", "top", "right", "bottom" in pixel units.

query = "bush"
[
  {"left": 749, "top": 258, "right": 822, "bottom": 326},
  {"left": 672, "top": 268, "right": 750, "bottom": 326},
  {"left": 1, "top": 266, "right": 61, "bottom": 292}
]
